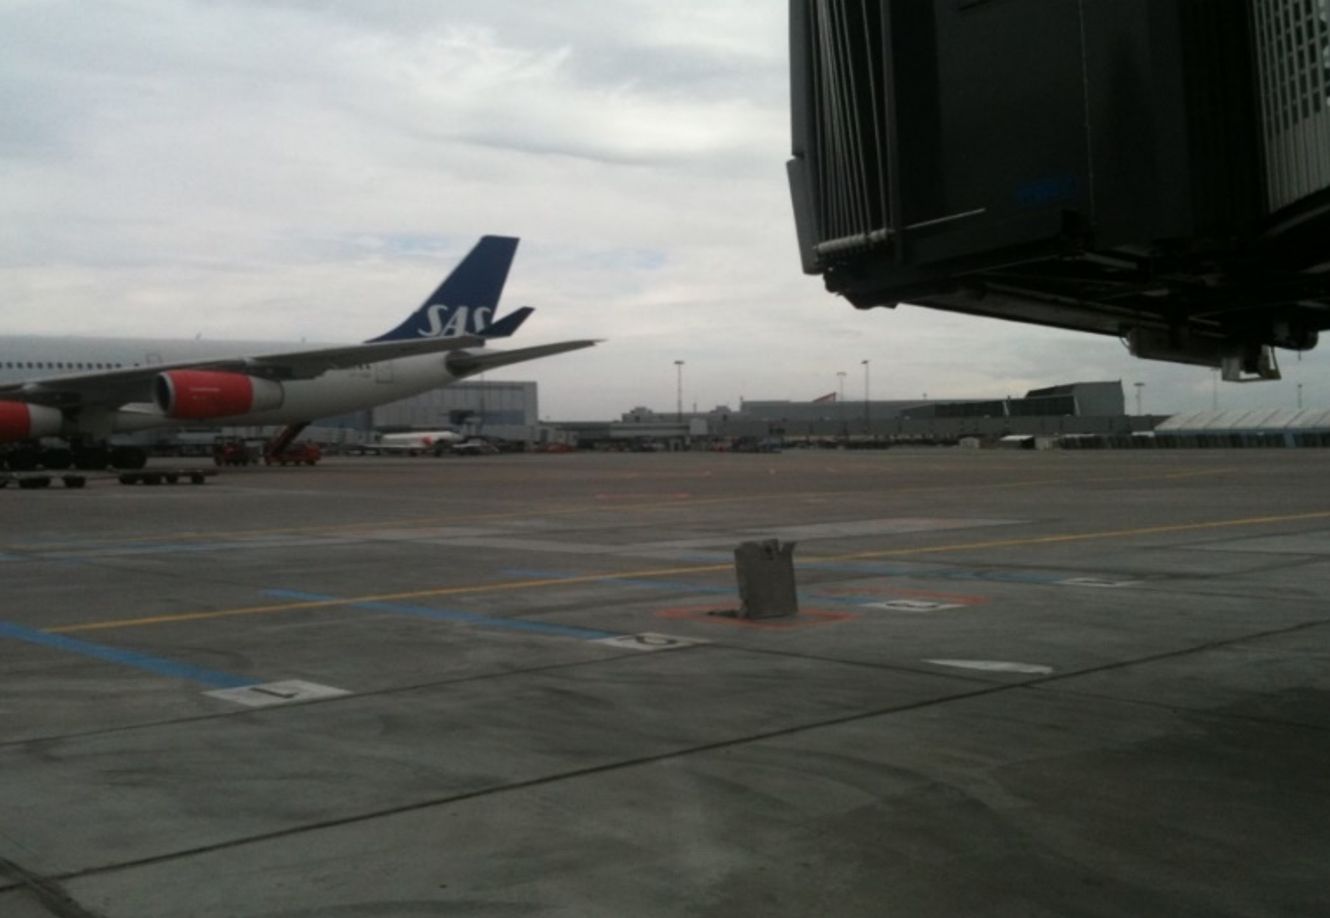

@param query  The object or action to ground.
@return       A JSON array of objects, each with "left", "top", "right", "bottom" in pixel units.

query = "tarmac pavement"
[{"left": 1, "top": 447, "right": 1327, "bottom": 916}]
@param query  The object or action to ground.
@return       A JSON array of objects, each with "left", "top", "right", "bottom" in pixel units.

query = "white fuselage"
[
  {"left": 376, "top": 431, "right": 464, "bottom": 452},
  {"left": 0, "top": 335, "right": 461, "bottom": 435}
]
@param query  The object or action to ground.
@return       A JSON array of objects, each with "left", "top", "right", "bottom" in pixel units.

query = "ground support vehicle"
[
  {"left": 264, "top": 442, "right": 321, "bottom": 466},
  {"left": 1, "top": 471, "right": 92, "bottom": 490},
  {"left": 116, "top": 468, "right": 216, "bottom": 485},
  {"left": 3, "top": 468, "right": 216, "bottom": 489},
  {"left": 213, "top": 437, "right": 257, "bottom": 467}
]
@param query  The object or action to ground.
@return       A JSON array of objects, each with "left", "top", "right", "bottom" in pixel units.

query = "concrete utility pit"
[{"left": 733, "top": 538, "right": 799, "bottom": 619}]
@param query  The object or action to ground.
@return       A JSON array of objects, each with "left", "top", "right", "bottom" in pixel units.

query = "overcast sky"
[{"left": 2, "top": 0, "right": 1324, "bottom": 420}]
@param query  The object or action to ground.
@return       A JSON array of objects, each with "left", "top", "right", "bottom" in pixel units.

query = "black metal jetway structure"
[{"left": 787, "top": 0, "right": 1330, "bottom": 381}]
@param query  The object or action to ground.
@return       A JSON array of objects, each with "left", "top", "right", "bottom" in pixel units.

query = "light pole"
[
  {"left": 1298, "top": 382, "right": 1304, "bottom": 410},
  {"left": 837, "top": 371, "right": 847, "bottom": 436},
  {"left": 1134, "top": 381, "right": 1145, "bottom": 416},
  {"left": 861, "top": 359, "right": 870, "bottom": 435},
  {"left": 674, "top": 360, "right": 684, "bottom": 423}
]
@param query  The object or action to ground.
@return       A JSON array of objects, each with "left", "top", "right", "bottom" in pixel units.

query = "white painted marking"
[
  {"left": 205, "top": 680, "right": 351, "bottom": 708},
  {"left": 926, "top": 659, "right": 1054, "bottom": 675},
  {"left": 1058, "top": 577, "right": 1140, "bottom": 588},
  {"left": 592, "top": 633, "right": 709, "bottom": 652},
  {"left": 863, "top": 599, "right": 965, "bottom": 613}
]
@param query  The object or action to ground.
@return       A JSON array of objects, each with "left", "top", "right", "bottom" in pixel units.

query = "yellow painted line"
[
  {"left": 46, "top": 564, "right": 733, "bottom": 634},
  {"left": 46, "top": 507, "right": 1330, "bottom": 635},
  {"left": 3, "top": 467, "right": 1232, "bottom": 553},
  {"left": 811, "top": 508, "right": 1330, "bottom": 562}
]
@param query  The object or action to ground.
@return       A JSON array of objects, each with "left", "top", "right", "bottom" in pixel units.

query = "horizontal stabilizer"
[
  {"left": 482, "top": 306, "right": 534, "bottom": 338},
  {"left": 446, "top": 340, "right": 599, "bottom": 377}
]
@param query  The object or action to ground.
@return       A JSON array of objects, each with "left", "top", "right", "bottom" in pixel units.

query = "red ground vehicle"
[
  {"left": 264, "top": 442, "right": 321, "bottom": 466},
  {"left": 213, "top": 436, "right": 255, "bottom": 466}
]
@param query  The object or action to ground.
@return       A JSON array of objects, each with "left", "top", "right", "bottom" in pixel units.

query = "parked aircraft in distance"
[
  {"left": 0, "top": 236, "right": 595, "bottom": 470},
  {"left": 374, "top": 430, "right": 465, "bottom": 455}
]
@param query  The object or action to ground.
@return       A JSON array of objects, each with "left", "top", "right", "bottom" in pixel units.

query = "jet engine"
[
  {"left": 154, "top": 370, "right": 284, "bottom": 420},
  {"left": 0, "top": 401, "right": 63, "bottom": 443}
]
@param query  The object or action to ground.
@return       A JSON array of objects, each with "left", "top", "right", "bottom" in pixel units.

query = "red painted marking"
[
  {"left": 818, "top": 585, "right": 988, "bottom": 606},
  {"left": 655, "top": 605, "right": 857, "bottom": 630}
]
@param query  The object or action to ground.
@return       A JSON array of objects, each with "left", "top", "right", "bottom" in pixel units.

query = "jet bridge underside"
[
  {"left": 787, "top": 0, "right": 1330, "bottom": 380},
  {"left": 827, "top": 236, "right": 1330, "bottom": 381}
]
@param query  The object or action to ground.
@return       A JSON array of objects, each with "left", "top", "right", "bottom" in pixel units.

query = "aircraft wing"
[
  {"left": 444, "top": 340, "right": 600, "bottom": 377},
  {"left": 235, "top": 335, "right": 486, "bottom": 377},
  {"left": 0, "top": 335, "right": 485, "bottom": 408}
]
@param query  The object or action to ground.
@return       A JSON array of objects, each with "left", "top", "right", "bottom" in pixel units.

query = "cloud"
[{"left": 0, "top": 1, "right": 1324, "bottom": 420}]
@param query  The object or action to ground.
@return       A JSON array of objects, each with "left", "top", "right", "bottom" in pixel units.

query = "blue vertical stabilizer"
[{"left": 368, "top": 236, "right": 531, "bottom": 342}]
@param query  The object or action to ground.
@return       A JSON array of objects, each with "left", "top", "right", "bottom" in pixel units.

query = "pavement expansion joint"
[
  {"left": 0, "top": 857, "right": 107, "bottom": 918},
  {"left": 47, "top": 679, "right": 1022, "bottom": 888}
]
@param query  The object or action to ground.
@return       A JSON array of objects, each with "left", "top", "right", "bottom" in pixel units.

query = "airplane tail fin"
[{"left": 368, "top": 235, "right": 531, "bottom": 342}]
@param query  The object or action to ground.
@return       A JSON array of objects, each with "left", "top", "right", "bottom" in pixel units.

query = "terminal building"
[
  {"left": 561, "top": 381, "right": 1149, "bottom": 449},
  {"left": 372, "top": 380, "right": 539, "bottom": 440}
]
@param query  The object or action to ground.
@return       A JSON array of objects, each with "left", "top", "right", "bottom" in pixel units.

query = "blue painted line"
[
  {"left": 263, "top": 589, "right": 620, "bottom": 641},
  {"left": 0, "top": 620, "right": 254, "bottom": 689}
]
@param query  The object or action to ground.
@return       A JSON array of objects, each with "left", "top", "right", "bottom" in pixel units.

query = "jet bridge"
[{"left": 787, "top": 0, "right": 1330, "bottom": 380}]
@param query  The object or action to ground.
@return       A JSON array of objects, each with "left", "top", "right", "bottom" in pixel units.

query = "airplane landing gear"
[
  {"left": 74, "top": 445, "right": 111, "bottom": 470},
  {"left": 2, "top": 446, "right": 40, "bottom": 471},
  {"left": 110, "top": 446, "right": 148, "bottom": 470},
  {"left": 39, "top": 447, "right": 72, "bottom": 470},
  {"left": 64, "top": 440, "right": 143, "bottom": 470}
]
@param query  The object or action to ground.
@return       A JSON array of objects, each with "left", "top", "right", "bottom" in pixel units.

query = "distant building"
[
  {"left": 559, "top": 381, "right": 1144, "bottom": 448},
  {"left": 311, "top": 380, "right": 546, "bottom": 444},
  {"left": 1155, "top": 409, "right": 1330, "bottom": 448},
  {"left": 900, "top": 382, "right": 1124, "bottom": 421},
  {"left": 373, "top": 381, "right": 537, "bottom": 433},
  {"left": 736, "top": 381, "right": 1131, "bottom": 438}
]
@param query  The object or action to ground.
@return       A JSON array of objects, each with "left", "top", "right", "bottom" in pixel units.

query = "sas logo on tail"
[{"left": 418, "top": 305, "right": 494, "bottom": 338}]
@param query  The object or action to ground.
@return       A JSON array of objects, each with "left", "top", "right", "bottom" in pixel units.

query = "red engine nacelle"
[
  {"left": 0, "top": 401, "right": 63, "bottom": 443},
  {"left": 154, "top": 370, "right": 285, "bottom": 420}
]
